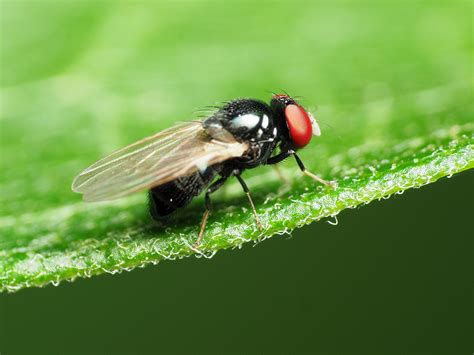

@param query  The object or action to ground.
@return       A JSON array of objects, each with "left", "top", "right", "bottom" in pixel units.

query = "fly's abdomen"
[{"left": 149, "top": 168, "right": 218, "bottom": 219}]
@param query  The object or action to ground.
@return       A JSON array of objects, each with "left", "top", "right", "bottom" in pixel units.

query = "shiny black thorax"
[
  {"left": 204, "top": 99, "right": 283, "bottom": 168},
  {"left": 149, "top": 98, "right": 289, "bottom": 219}
]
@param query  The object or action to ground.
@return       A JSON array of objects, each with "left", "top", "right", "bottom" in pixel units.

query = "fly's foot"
[{"left": 303, "top": 170, "right": 337, "bottom": 189}]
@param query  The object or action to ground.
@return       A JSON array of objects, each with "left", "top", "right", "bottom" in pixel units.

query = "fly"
[{"left": 72, "top": 94, "right": 335, "bottom": 246}]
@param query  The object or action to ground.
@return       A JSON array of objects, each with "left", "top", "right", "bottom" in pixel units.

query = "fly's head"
[{"left": 270, "top": 94, "right": 320, "bottom": 150}]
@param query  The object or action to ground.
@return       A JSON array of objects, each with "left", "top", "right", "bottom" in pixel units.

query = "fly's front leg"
[
  {"left": 267, "top": 150, "right": 335, "bottom": 187},
  {"left": 234, "top": 171, "right": 263, "bottom": 231},
  {"left": 292, "top": 152, "right": 336, "bottom": 188},
  {"left": 266, "top": 151, "right": 291, "bottom": 165},
  {"left": 194, "top": 176, "right": 228, "bottom": 247}
]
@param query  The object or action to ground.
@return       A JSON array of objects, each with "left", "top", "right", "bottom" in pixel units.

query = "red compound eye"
[{"left": 285, "top": 104, "right": 312, "bottom": 148}]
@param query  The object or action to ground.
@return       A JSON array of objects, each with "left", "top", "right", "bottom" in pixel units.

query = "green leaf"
[{"left": 1, "top": 2, "right": 472, "bottom": 292}]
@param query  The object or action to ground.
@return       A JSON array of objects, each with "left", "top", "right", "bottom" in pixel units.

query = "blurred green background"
[{"left": 0, "top": 0, "right": 472, "bottom": 353}]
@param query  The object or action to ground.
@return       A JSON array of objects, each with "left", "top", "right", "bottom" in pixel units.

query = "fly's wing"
[{"left": 72, "top": 121, "right": 248, "bottom": 202}]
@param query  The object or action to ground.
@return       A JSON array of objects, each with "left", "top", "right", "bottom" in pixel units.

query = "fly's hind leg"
[
  {"left": 234, "top": 172, "right": 263, "bottom": 231},
  {"left": 194, "top": 176, "right": 228, "bottom": 247}
]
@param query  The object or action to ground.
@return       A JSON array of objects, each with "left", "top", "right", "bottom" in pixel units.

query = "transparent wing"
[{"left": 72, "top": 121, "right": 248, "bottom": 202}]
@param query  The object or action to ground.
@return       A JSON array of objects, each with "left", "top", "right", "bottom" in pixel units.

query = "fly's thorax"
[
  {"left": 204, "top": 99, "right": 278, "bottom": 143},
  {"left": 203, "top": 99, "right": 281, "bottom": 169}
]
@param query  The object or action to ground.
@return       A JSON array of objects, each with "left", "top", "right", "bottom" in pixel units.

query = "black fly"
[{"left": 72, "top": 94, "right": 335, "bottom": 246}]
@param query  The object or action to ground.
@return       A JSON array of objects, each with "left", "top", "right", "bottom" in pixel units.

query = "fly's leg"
[
  {"left": 266, "top": 151, "right": 291, "bottom": 165},
  {"left": 267, "top": 151, "right": 291, "bottom": 188},
  {"left": 272, "top": 164, "right": 290, "bottom": 185},
  {"left": 195, "top": 197, "right": 210, "bottom": 247},
  {"left": 267, "top": 150, "right": 335, "bottom": 188},
  {"left": 234, "top": 172, "right": 263, "bottom": 231},
  {"left": 293, "top": 152, "right": 336, "bottom": 188},
  {"left": 194, "top": 176, "right": 228, "bottom": 247}
]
